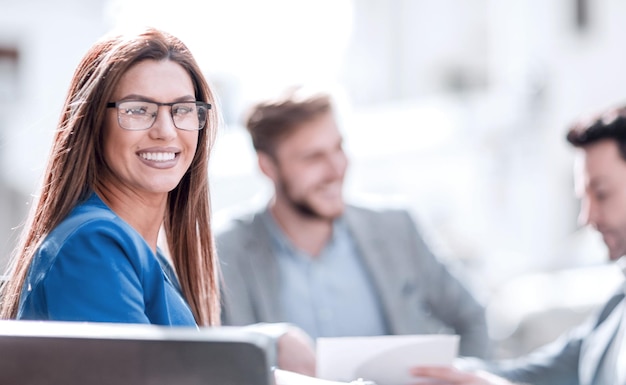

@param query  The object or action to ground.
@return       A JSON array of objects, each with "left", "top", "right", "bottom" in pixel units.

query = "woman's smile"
[{"left": 136, "top": 147, "right": 181, "bottom": 169}]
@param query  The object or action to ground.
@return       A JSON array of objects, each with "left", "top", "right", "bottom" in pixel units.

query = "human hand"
[
  {"left": 410, "top": 366, "right": 514, "bottom": 385},
  {"left": 276, "top": 325, "right": 317, "bottom": 377}
]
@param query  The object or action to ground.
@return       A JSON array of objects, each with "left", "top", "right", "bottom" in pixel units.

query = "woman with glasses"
[
  {"left": 0, "top": 27, "right": 218, "bottom": 326},
  {"left": 0, "top": 27, "right": 331, "bottom": 385}
]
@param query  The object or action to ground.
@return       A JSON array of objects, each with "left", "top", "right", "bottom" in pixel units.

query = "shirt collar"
[
  {"left": 260, "top": 207, "right": 293, "bottom": 255},
  {"left": 260, "top": 206, "right": 347, "bottom": 257}
]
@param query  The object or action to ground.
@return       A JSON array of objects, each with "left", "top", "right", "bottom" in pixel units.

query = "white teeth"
[{"left": 140, "top": 152, "right": 176, "bottom": 161}]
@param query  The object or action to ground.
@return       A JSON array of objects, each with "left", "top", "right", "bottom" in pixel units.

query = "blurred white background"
[{"left": 2, "top": 0, "right": 626, "bottom": 358}]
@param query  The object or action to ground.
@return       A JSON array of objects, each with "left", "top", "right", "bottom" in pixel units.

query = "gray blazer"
[
  {"left": 470, "top": 288, "right": 626, "bottom": 385},
  {"left": 216, "top": 204, "right": 490, "bottom": 358}
]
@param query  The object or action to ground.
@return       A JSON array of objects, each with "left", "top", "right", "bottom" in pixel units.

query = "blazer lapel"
[
  {"left": 344, "top": 207, "right": 408, "bottom": 333},
  {"left": 580, "top": 297, "right": 624, "bottom": 385},
  {"left": 245, "top": 212, "right": 283, "bottom": 322}
]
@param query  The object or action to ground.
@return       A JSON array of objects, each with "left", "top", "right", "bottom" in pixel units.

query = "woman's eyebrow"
[{"left": 114, "top": 94, "right": 196, "bottom": 102}]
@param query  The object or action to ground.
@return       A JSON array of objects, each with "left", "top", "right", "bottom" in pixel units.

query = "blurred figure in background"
[
  {"left": 216, "top": 86, "right": 490, "bottom": 358},
  {"left": 413, "top": 104, "right": 626, "bottom": 385}
]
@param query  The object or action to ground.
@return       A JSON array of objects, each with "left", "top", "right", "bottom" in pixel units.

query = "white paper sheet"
[{"left": 316, "top": 334, "right": 459, "bottom": 385}]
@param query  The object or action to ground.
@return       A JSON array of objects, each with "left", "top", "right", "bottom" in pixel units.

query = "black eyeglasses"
[{"left": 106, "top": 100, "right": 211, "bottom": 131}]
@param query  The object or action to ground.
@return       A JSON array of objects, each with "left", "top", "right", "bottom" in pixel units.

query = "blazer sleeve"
[
  {"left": 458, "top": 319, "right": 586, "bottom": 385},
  {"left": 217, "top": 223, "right": 261, "bottom": 326},
  {"left": 401, "top": 211, "right": 491, "bottom": 358},
  {"left": 19, "top": 219, "right": 151, "bottom": 323},
  {"left": 459, "top": 291, "right": 625, "bottom": 385},
  {"left": 484, "top": 328, "right": 583, "bottom": 385}
]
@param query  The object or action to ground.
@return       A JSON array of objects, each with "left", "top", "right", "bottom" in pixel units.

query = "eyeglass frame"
[{"left": 106, "top": 100, "right": 212, "bottom": 131}]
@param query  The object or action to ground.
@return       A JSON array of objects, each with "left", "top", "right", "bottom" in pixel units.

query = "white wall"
[{"left": 0, "top": 0, "right": 110, "bottom": 265}]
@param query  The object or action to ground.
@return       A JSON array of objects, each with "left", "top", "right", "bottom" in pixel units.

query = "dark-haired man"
[
  {"left": 215, "top": 87, "right": 490, "bottom": 361},
  {"left": 413, "top": 105, "right": 626, "bottom": 385}
]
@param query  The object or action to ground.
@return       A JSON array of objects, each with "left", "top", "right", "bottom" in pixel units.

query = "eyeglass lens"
[{"left": 117, "top": 101, "right": 208, "bottom": 130}]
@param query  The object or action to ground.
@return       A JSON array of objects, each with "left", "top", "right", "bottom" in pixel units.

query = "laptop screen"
[{"left": 0, "top": 320, "right": 274, "bottom": 385}]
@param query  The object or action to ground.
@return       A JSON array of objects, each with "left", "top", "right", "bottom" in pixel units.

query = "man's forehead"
[
  {"left": 573, "top": 147, "right": 602, "bottom": 193},
  {"left": 573, "top": 141, "right": 626, "bottom": 186},
  {"left": 277, "top": 117, "right": 341, "bottom": 152}
]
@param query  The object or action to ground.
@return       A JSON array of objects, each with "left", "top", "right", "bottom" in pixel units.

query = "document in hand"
[{"left": 316, "top": 334, "right": 459, "bottom": 385}]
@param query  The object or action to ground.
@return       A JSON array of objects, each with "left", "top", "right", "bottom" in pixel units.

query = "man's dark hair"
[{"left": 567, "top": 105, "right": 626, "bottom": 160}]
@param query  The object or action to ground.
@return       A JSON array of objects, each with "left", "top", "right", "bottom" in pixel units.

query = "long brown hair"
[{"left": 0, "top": 28, "right": 220, "bottom": 326}]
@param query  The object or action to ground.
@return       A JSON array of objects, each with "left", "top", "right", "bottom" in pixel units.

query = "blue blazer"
[{"left": 17, "top": 193, "right": 196, "bottom": 326}]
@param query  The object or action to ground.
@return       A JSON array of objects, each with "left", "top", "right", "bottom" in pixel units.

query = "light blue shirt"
[{"left": 261, "top": 209, "right": 389, "bottom": 340}]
